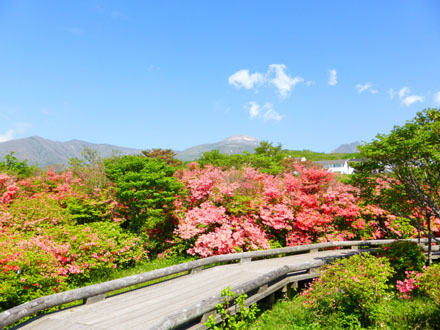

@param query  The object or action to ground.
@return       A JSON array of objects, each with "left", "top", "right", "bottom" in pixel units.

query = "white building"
[{"left": 314, "top": 159, "right": 360, "bottom": 175}]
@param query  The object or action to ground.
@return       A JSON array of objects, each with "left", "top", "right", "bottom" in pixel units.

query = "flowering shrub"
[
  {"left": 301, "top": 253, "right": 394, "bottom": 325},
  {"left": 377, "top": 240, "right": 425, "bottom": 283},
  {"left": 0, "top": 170, "right": 148, "bottom": 312},
  {"left": 417, "top": 264, "right": 440, "bottom": 305},
  {"left": 395, "top": 270, "right": 422, "bottom": 299},
  {"left": 174, "top": 163, "right": 407, "bottom": 257}
]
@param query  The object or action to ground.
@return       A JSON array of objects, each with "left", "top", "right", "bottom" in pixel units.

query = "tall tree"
[
  {"left": 351, "top": 108, "right": 440, "bottom": 264},
  {"left": 104, "top": 155, "right": 183, "bottom": 254},
  {"left": 141, "top": 148, "right": 182, "bottom": 167}
]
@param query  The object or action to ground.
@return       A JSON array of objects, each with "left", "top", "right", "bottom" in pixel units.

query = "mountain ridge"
[{"left": 0, "top": 135, "right": 361, "bottom": 167}]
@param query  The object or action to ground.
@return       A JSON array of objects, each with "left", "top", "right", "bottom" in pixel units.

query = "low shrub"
[
  {"left": 377, "top": 240, "right": 425, "bottom": 283},
  {"left": 418, "top": 263, "right": 440, "bottom": 306},
  {"left": 301, "top": 253, "right": 394, "bottom": 326}
]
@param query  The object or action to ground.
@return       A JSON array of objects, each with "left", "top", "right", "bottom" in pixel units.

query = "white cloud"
[
  {"left": 401, "top": 95, "right": 424, "bottom": 106},
  {"left": 356, "top": 82, "right": 378, "bottom": 94},
  {"left": 328, "top": 69, "right": 337, "bottom": 86},
  {"left": 268, "top": 64, "right": 303, "bottom": 98},
  {"left": 394, "top": 87, "right": 424, "bottom": 106},
  {"left": 262, "top": 103, "right": 284, "bottom": 122},
  {"left": 356, "top": 82, "right": 372, "bottom": 93},
  {"left": 246, "top": 101, "right": 260, "bottom": 119},
  {"left": 0, "top": 122, "right": 31, "bottom": 143},
  {"left": 245, "top": 102, "right": 284, "bottom": 122},
  {"left": 228, "top": 70, "right": 264, "bottom": 89},
  {"left": 433, "top": 91, "right": 440, "bottom": 106},
  {"left": 305, "top": 80, "right": 315, "bottom": 87},
  {"left": 228, "top": 64, "right": 305, "bottom": 98},
  {"left": 0, "top": 129, "right": 15, "bottom": 143},
  {"left": 398, "top": 87, "right": 410, "bottom": 99},
  {"left": 388, "top": 88, "right": 396, "bottom": 99}
]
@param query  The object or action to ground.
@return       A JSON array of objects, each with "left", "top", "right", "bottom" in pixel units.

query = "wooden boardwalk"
[{"left": 16, "top": 248, "right": 362, "bottom": 330}]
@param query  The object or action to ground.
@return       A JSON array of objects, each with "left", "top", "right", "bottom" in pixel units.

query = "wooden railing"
[{"left": 0, "top": 238, "right": 437, "bottom": 329}]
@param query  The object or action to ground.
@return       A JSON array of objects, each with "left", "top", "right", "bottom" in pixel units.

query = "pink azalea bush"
[
  {"left": 173, "top": 163, "right": 412, "bottom": 257},
  {"left": 0, "top": 170, "right": 147, "bottom": 312}
]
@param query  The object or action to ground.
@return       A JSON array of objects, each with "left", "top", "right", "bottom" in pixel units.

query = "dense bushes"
[
  {"left": 302, "top": 253, "right": 394, "bottom": 325},
  {"left": 173, "top": 163, "right": 415, "bottom": 257},
  {"left": 252, "top": 253, "right": 439, "bottom": 330},
  {"left": 0, "top": 167, "right": 147, "bottom": 312},
  {"left": 377, "top": 240, "right": 426, "bottom": 283},
  {"left": 0, "top": 146, "right": 437, "bottom": 315}
]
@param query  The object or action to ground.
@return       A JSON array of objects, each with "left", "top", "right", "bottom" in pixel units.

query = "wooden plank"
[{"left": 12, "top": 246, "right": 408, "bottom": 329}]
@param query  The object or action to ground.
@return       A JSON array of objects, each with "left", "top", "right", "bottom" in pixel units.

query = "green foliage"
[
  {"left": 197, "top": 141, "right": 286, "bottom": 175},
  {"left": 251, "top": 293, "right": 440, "bottom": 330},
  {"left": 204, "top": 287, "right": 259, "bottom": 329},
  {"left": 104, "top": 155, "right": 183, "bottom": 255},
  {"left": 350, "top": 108, "right": 440, "bottom": 258},
  {"left": 375, "top": 297, "right": 440, "bottom": 330},
  {"left": 0, "top": 152, "right": 36, "bottom": 178},
  {"left": 68, "top": 148, "right": 112, "bottom": 194},
  {"left": 141, "top": 148, "right": 182, "bottom": 167},
  {"left": 418, "top": 263, "right": 440, "bottom": 306},
  {"left": 302, "top": 253, "right": 394, "bottom": 326},
  {"left": 197, "top": 141, "right": 358, "bottom": 175},
  {"left": 377, "top": 241, "right": 425, "bottom": 283}
]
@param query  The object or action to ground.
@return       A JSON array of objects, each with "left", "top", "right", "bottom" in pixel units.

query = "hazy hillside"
[
  {"left": 175, "top": 135, "right": 260, "bottom": 161},
  {"left": 0, "top": 136, "right": 142, "bottom": 167},
  {"left": 331, "top": 141, "right": 361, "bottom": 154}
]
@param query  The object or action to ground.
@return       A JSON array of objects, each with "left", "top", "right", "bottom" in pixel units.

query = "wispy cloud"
[
  {"left": 262, "top": 103, "right": 284, "bottom": 122},
  {"left": 356, "top": 82, "right": 372, "bottom": 93},
  {"left": 228, "top": 64, "right": 303, "bottom": 98},
  {"left": 305, "top": 80, "right": 315, "bottom": 87},
  {"left": 0, "top": 129, "right": 14, "bottom": 143},
  {"left": 246, "top": 101, "right": 283, "bottom": 122},
  {"left": 0, "top": 122, "right": 31, "bottom": 143},
  {"left": 401, "top": 95, "right": 424, "bottom": 106},
  {"left": 388, "top": 88, "right": 396, "bottom": 99},
  {"left": 268, "top": 64, "right": 303, "bottom": 98},
  {"left": 328, "top": 69, "right": 337, "bottom": 86},
  {"left": 356, "top": 82, "right": 378, "bottom": 94},
  {"left": 396, "top": 87, "right": 424, "bottom": 106},
  {"left": 398, "top": 87, "right": 410, "bottom": 99},
  {"left": 433, "top": 91, "right": 440, "bottom": 106},
  {"left": 246, "top": 101, "right": 260, "bottom": 119},
  {"left": 228, "top": 70, "right": 264, "bottom": 90}
]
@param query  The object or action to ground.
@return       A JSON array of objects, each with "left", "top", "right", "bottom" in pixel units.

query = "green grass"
[
  {"left": 7, "top": 256, "right": 195, "bottom": 329},
  {"left": 250, "top": 294, "right": 440, "bottom": 330}
]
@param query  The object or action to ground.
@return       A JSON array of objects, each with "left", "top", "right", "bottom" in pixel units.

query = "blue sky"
[{"left": 1, "top": 1, "right": 439, "bottom": 152}]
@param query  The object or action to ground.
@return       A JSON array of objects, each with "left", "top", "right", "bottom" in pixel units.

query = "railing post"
[
  {"left": 190, "top": 266, "right": 202, "bottom": 274},
  {"left": 240, "top": 257, "right": 252, "bottom": 264},
  {"left": 83, "top": 294, "right": 106, "bottom": 305}
]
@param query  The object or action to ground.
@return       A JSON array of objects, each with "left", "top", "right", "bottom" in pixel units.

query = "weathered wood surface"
[
  {"left": 3, "top": 238, "right": 437, "bottom": 329},
  {"left": 14, "top": 248, "right": 363, "bottom": 330}
]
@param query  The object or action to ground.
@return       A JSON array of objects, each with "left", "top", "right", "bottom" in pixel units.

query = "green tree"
[
  {"left": 0, "top": 152, "right": 36, "bottom": 178},
  {"left": 104, "top": 155, "right": 183, "bottom": 251},
  {"left": 351, "top": 108, "right": 440, "bottom": 264},
  {"left": 141, "top": 148, "right": 182, "bottom": 167}
]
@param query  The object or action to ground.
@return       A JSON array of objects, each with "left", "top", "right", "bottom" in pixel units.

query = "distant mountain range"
[
  {"left": 0, "top": 135, "right": 360, "bottom": 167},
  {"left": 331, "top": 141, "right": 361, "bottom": 154},
  {"left": 0, "top": 136, "right": 142, "bottom": 167},
  {"left": 175, "top": 135, "right": 260, "bottom": 161}
]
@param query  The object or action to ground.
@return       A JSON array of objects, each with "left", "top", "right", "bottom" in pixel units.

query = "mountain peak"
[{"left": 331, "top": 141, "right": 361, "bottom": 153}]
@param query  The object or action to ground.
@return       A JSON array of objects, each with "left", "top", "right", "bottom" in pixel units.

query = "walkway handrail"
[
  {"left": 0, "top": 238, "right": 435, "bottom": 328},
  {"left": 150, "top": 260, "right": 325, "bottom": 330}
]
